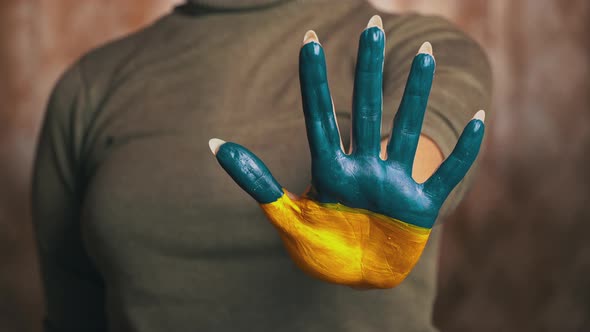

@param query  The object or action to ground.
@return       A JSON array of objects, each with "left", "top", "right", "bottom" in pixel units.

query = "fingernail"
[
  {"left": 208, "top": 138, "right": 226, "bottom": 155},
  {"left": 472, "top": 110, "right": 486, "bottom": 123},
  {"left": 418, "top": 41, "right": 433, "bottom": 55},
  {"left": 366, "top": 15, "right": 383, "bottom": 30},
  {"left": 303, "top": 30, "right": 319, "bottom": 45}
]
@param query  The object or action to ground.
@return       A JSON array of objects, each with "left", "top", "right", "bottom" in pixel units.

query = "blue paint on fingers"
[
  {"left": 387, "top": 52, "right": 436, "bottom": 171},
  {"left": 299, "top": 41, "right": 341, "bottom": 160},
  {"left": 351, "top": 26, "right": 385, "bottom": 156},
  {"left": 424, "top": 118, "right": 485, "bottom": 201},
  {"left": 213, "top": 21, "right": 486, "bottom": 231},
  {"left": 215, "top": 142, "right": 283, "bottom": 204}
]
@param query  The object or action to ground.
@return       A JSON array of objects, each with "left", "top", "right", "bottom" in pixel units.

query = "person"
[{"left": 32, "top": 0, "right": 491, "bottom": 331}]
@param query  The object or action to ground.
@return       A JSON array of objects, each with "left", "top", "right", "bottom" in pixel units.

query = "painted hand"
[{"left": 209, "top": 16, "right": 485, "bottom": 289}]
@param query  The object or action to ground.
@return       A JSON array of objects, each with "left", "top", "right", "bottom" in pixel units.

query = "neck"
[{"left": 186, "top": 0, "right": 288, "bottom": 9}]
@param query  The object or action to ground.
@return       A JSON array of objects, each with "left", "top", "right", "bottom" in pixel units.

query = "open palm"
[{"left": 210, "top": 16, "right": 485, "bottom": 288}]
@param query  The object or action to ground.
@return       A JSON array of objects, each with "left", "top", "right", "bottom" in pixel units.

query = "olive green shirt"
[{"left": 33, "top": 1, "right": 491, "bottom": 331}]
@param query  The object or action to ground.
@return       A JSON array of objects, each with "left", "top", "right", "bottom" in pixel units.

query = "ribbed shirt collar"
[{"left": 186, "top": 0, "right": 291, "bottom": 10}]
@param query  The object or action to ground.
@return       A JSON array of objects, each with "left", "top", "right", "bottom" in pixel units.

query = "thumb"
[
  {"left": 424, "top": 110, "right": 485, "bottom": 201},
  {"left": 209, "top": 138, "right": 284, "bottom": 204}
]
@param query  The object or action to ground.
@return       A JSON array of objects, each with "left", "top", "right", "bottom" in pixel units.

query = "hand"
[{"left": 209, "top": 15, "right": 485, "bottom": 289}]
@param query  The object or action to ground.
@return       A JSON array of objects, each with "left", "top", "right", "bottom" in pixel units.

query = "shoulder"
[
  {"left": 42, "top": 12, "right": 187, "bottom": 164},
  {"left": 45, "top": 11, "right": 187, "bottom": 133},
  {"left": 75, "top": 13, "right": 178, "bottom": 108}
]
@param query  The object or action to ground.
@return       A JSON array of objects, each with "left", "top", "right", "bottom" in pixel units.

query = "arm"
[
  {"left": 381, "top": 134, "right": 443, "bottom": 184},
  {"left": 32, "top": 63, "right": 106, "bottom": 331}
]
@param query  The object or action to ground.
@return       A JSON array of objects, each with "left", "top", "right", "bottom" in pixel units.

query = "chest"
[{"left": 80, "top": 47, "right": 317, "bottom": 277}]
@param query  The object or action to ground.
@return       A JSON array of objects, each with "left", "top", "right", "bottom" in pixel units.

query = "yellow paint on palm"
[{"left": 259, "top": 190, "right": 431, "bottom": 289}]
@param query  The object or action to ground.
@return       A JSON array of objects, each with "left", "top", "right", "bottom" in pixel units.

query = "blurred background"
[{"left": 0, "top": 0, "right": 588, "bottom": 331}]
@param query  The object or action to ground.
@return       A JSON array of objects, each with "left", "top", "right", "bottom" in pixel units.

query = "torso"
[{"left": 73, "top": 2, "right": 440, "bottom": 330}]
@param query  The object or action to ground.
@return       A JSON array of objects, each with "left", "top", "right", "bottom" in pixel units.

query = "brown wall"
[
  {"left": 0, "top": 1, "right": 179, "bottom": 331},
  {"left": 1, "top": 1, "right": 588, "bottom": 331}
]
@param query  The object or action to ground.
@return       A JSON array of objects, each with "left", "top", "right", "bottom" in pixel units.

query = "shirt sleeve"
[
  {"left": 380, "top": 14, "right": 493, "bottom": 218},
  {"left": 32, "top": 62, "right": 106, "bottom": 331}
]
